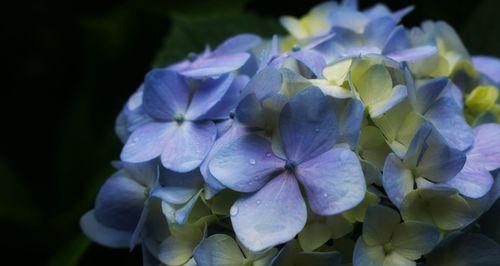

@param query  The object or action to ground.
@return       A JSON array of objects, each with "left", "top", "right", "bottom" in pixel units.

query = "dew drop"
[
  {"left": 315, "top": 128, "right": 320, "bottom": 133},
  {"left": 323, "top": 193, "right": 328, "bottom": 198},
  {"left": 230, "top": 205, "right": 239, "bottom": 216},
  {"left": 265, "top": 152, "right": 272, "bottom": 158},
  {"left": 256, "top": 200, "right": 261, "bottom": 205},
  {"left": 249, "top": 159, "right": 256, "bottom": 165}
]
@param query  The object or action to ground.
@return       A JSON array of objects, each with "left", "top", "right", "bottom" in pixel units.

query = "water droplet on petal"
[
  {"left": 315, "top": 128, "right": 320, "bottom": 133},
  {"left": 265, "top": 152, "right": 272, "bottom": 158},
  {"left": 230, "top": 205, "right": 239, "bottom": 216},
  {"left": 256, "top": 200, "right": 261, "bottom": 205},
  {"left": 323, "top": 193, "right": 328, "bottom": 198},
  {"left": 249, "top": 159, "right": 256, "bottom": 165}
]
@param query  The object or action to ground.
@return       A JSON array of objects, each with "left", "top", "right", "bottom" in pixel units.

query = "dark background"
[{"left": 2, "top": 0, "right": 499, "bottom": 265}]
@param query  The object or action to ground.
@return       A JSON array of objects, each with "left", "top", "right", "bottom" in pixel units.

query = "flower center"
[
  {"left": 285, "top": 160, "right": 296, "bottom": 172},
  {"left": 187, "top": 52, "right": 197, "bottom": 62},
  {"left": 174, "top": 114, "right": 185, "bottom": 124},
  {"left": 292, "top": 44, "right": 301, "bottom": 52}
]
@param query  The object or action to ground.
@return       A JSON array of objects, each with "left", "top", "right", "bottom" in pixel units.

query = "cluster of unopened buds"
[{"left": 81, "top": 1, "right": 500, "bottom": 265}]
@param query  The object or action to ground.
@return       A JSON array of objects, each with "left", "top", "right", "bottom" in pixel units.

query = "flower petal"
[
  {"left": 209, "top": 134, "right": 284, "bottom": 192},
  {"left": 382, "top": 154, "right": 414, "bottom": 209},
  {"left": 193, "top": 234, "right": 245, "bottom": 266},
  {"left": 121, "top": 122, "right": 176, "bottom": 163},
  {"left": 231, "top": 172, "right": 307, "bottom": 252},
  {"left": 298, "top": 222, "right": 331, "bottom": 252},
  {"left": 279, "top": 86, "right": 338, "bottom": 163},
  {"left": 290, "top": 50, "right": 326, "bottom": 78},
  {"left": 80, "top": 210, "right": 134, "bottom": 248},
  {"left": 467, "top": 123, "right": 500, "bottom": 171},
  {"left": 383, "top": 252, "right": 415, "bottom": 266},
  {"left": 353, "top": 238, "right": 385, "bottom": 266},
  {"left": 185, "top": 74, "right": 234, "bottom": 120},
  {"left": 387, "top": 46, "right": 438, "bottom": 62},
  {"left": 296, "top": 147, "right": 366, "bottom": 215},
  {"left": 362, "top": 205, "right": 400, "bottom": 246},
  {"left": 445, "top": 161, "right": 494, "bottom": 198},
  {"left": 94, "top": 173, "right": 146, "bottom": 231},
  {"left": 160, "top": 121, "right": 217, "bottom": 173},
  {"left": 472, "top": 55, "right": 500, "bottom": 84},
  {"left": 143, "top": 69, "right": 189, "bottom": 120},
  {"left": 181, "top": 53, "right": 250, "bottom": 78},
  {"left": 213, "top": 34, "right": 261, "bottom": 55},
  {"left": 425, "top": 97, "right": 474, "bottom": 151},
  {"left": 391, "top": 222, "right": 440, "bottom": 260}
]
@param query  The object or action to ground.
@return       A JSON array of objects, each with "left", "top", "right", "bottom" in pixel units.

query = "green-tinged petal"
[
  {"left": 326, "top": 215, "right": 353, "bottom": 239},
  {"left": 361, "top": 160, "right": 383, "bottom": 186},
  {"left": 280, "top": 68, "right": 312, "bottom": 97},
  {"left": 343, "top": 192, "right": 380, "bottom": 222},
  {"left": 401, "top": 188, "right": 475, "bottom": 230},
  {"left": 271, "top": 239, "right": 302, "bottom": 266},
  {"left": 383, "top": 252, "right": 415, "bottom": 266},
  {"left": 359, "top": 126, "right": 392, "bottom": 169},
  {"left": 295, "top": 251, "right": 342, "bottom": 266},
  {"left": 209, "top": 189, "right": 240, "bottom": 216},
  {"left": 158, "top": 235, "right": 198, "bottom": 265},
  {"left": 298, "top": 222, "right": 331, "bottom": 252},
  {"left": 356, "top": 65, "right": 393, "bottom": 108},
  {"left": 323, "top": 59, "right": 352, "bottom": 86},
  {"left": 465, "top": 85, "right": 498, "bottom": 115},
  {"left": 391, "top": 222, "right": 441, "bottom": 260},
  {"left": 332, "top": 238, "right": 355, "bottom": 263},
  {"left": 353, "top": 238, "right": 385, "bottom": 266},
  {"left": 193, "top": 234, "right": 245, "bottom": 266},
  {"left": 251, "top": 248, "right": 278, "bottom": 266},
  {"left": 362, "top": 205, "right": 400, "bottom": 246},
  {"left": 426, "top": 232, "right": 500, "bottom": 266}
]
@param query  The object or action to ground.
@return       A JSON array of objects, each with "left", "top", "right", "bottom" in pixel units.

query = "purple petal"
[
  {"left": 235, "top": 94, "right": 265, "bottom": 127},
  {"left": 414, "top": 77, "right": 449, "bottom": 114},
  {"left": 446, "top": 160, "right": 494, "bottom": 198},
  {"left": 160, "top": 121, "right": 217, "bottom": 172},
  {"left": 364, "top": 17, "right": 397, "bottom": 48},
  {"left": 425, "top": 97, "right": 474, "bottom": 151},
  {"left": 417, "top": 142, "right": 466, "bottom": 183},
  {"left": 185, "top": 74, "right": 234, "bottom": 120},
  {"left": 94, "top": 174, "right": 147, "bottom": 231},
  {"left": 199, "top": 75, "right": 250, "bottom": 120},
  {"left": 231, "top": 172, "right": 307, "bottom": 252},
  {"left": 290, "top": 50, "right": 326, "bottom": 78},
  {"left": 279, "top": 87, "right": 338, "bottom": 163},
  {"left": 296, "top": 147, "right": 366, "bottom": 215},
  {"left": 387, "top": 45, "right": 438, "bottom": 62},
  {"left": 143, "top": 69, "right": 189, "bottom": 120},
  {"left": 381, "top": 26, "right": 410, "bottom": 55},
  {"left": 467, "top": 123, "right": 500, "bottom": 171},
  {"left": 329, "top": 98, "right": 364, "bottom": 149},
  {"left": 382, "top": 153, "right": 414, "bottom": 208},
  {"left": 243, "top": 67, "right": 282, "bottom": 100},
  {"left": 181, "top": 53, "right": 250, "bottom": 78},
  {"left": 209, "top": 134, "right": 284, "bottom": 192},
  {"left": 121, "top": 122, "right": 176, "bottom": 163},
  {"left": 213, "top": 34, "right": 262, "bottom": 55},
  {"left": 80, "top": 210, "right": 134, "bottom": 248},
  {"left": 472, "top": 56, "right": 500, "bottom": 84},
  {"left": 200, "top": 125, "right": 250, "bottom": 192}
]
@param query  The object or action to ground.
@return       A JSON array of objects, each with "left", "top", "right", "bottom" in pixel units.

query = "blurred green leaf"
[
  {"left": 153, "top": 11, "right": 284, "bottom": 66},
  {"left": 48, "top": 234, "right": 91, "bottom": 266}
]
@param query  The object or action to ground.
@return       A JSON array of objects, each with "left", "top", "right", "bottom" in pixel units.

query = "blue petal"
[
  {"left": 328, "top": 97, "right": 364, "bottom": 149},
  {"left": 181, "top": 53, "right": 250, "bottom": 78},
  {"left": 467, "top": 123, "right": 500, "bottom": 171},
  {"left": 143, "top": 69, "right": 189, "bottom": 120},
  {"left": 121, "top": 122, "right": 176, "bottom": 163},
  {"left": 417, "top": 140, "right": 466, "bottom": 183},
  {"left": 80, "top": 210, "right": 134, "bottom": 248},
  {"left": 382, "top": 26, "right": 410, "bottom": 55},
  {"left": 472, "top": 56, "right": 500, "bottom": 84},
  {"left": 290, "top": 50, "right": 326, "bottom": 78},
  {"left": 364, "top": 17, "right": 397, "bottom": 48},
  {"left": 425, "top": 97, "right": 474, "bottom": 151},
  {"left": 231, "top": 172, "right": 307, "bottom": 252},
  {"left": 94, "top": 174, "right": 147, "bottom": 231},
  {"left": 213, "top": 34, "right": 262, "bottom": 56},
  {"left": 199, "top": 75, "right": 250, "bottom": 120},
  {"left": 279, "top": 87, "right": 338, "bottom": 163},
  {"left": 185, "top": 74, "right": 235, "bottom": 120},
  {"left": 387, "top": 46, "right": 437, "bottom": 62},
  {"left": 296, "top": 147, "right": 366, "bottom": 215},
  {"left": 445, "top": 161, "right": 493, "bottom": 199},
  {"left": 383, "top": 153, "right": 414, "bottom": 208},
  {"left": 414, "top": 77, "right": 449, "bottom": 114},
  {"left": 209, "top": 134, "right": 284, "bottom": 192},
  {"left": 160, "top": 121, "right": 217, "bottom": 173},
  {"left": 242, "top": 67, "right": 282, "bottom": 100}
]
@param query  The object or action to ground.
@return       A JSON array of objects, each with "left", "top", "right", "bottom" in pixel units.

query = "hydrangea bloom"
[{"left": 81, "top": 1, "right": 500, "bottom": 265}]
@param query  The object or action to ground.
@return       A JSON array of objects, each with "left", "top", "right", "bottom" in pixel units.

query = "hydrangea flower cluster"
[{"left": 81, "top": 1, "right": 500, "bottom": 265}]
